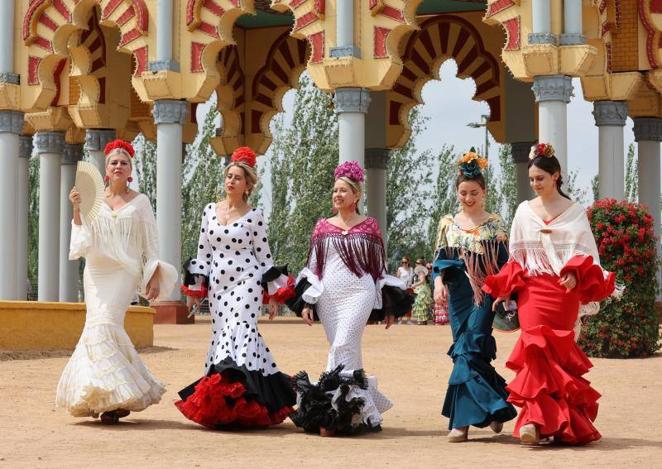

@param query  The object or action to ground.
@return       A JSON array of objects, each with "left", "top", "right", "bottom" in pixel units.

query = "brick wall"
[{"left": 610, "top": 1, "right": 639, "bottom": 72}]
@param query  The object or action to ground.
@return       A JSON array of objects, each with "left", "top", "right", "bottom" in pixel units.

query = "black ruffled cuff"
[
  {"left": 285, "top": 277, "right": 319, "bottom": 320},
  {"left": 369, "top": 285, "right": 415, "bottom": 322}
]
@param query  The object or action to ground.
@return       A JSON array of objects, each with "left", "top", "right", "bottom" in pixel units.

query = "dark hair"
[
  {"left": 527, "top": 154, "right": 571, "bottom": 200},
  {"left": 455, "top": 172, "right": 486, "bottom": 190}
]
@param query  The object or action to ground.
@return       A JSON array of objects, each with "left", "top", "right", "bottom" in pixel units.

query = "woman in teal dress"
[{"left": 432, "top": 150, "right": 516, "bottom": 442}]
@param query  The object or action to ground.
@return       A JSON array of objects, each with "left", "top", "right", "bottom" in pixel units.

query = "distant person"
[{"left": 411, "top": 259, "right": 432, "bottom": 325}]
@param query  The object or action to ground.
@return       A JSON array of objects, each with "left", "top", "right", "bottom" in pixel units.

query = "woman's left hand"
[
  {"left": 145, "top": 278, "right": 160, "bottom": 301},
  {"left": 385, "top": 314, "right": 395, "bottom": 329},
  {"left": 559, "top": 272, "right": 577, "bottom": 291},
  {"left": 267, "top": 298, "right": 279, "bottom": 320}
]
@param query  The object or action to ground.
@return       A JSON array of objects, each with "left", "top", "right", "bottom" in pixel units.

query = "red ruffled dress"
[{"left": 483, "top": 210, "right": 615, "bottom": 445}]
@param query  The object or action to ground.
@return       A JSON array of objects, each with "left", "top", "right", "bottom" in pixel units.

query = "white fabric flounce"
[
  {"left": 297, "top": 267, "right": 324, "bottom": 305},
  {"left": 330, "top": 373, "right": 393, "bottom": 428}
]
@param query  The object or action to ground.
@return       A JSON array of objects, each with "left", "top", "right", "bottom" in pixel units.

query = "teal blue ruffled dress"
[{"left": 432, "top": 215, "right": 516, "bottom": 430}]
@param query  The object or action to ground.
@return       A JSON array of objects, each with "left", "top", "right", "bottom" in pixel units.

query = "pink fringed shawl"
[{"left": 306, "top": 217, "right": 386, "bottom": 281}]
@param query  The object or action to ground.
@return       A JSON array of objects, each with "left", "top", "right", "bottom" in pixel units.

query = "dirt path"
[{"left": 2, "top": 317, "right": 661, "bottom": 468}]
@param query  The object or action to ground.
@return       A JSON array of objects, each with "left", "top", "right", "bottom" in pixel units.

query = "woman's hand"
[
  {"left": 267, "top": 298, "right": 279, "bottom": 320},
  {"left": 559, "top": 272, "right": 577, "bottom": 291},
  {"left": 301, "top": 306, "right": 314, "bottom": 326},
  {"left": 492, "top": 295, "right": 510, "bottom": 312},
  {"left": 433, "top": 276, "right": 447, "bottom": 303},
  {"left": 385, "top": 314, "right": 395, "bottom": 329},
  {"left": 69, "top": 187, "right": 81, "bottom": 209},
  {"left": 186, "top": 295, "right": 202, "bottom": 312},
  {"left": 145, "top": 277, "right": 160, "bottom": 301}
]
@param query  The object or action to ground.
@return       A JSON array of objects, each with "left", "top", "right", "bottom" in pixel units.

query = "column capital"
[
  {"left": 34, "top": 131, "right": 65, "bottom": 155},
  {"left": 0, "top": 110, "right": 24, "bottom": 134},
  {"left": 528, "top": 33, "right": 558, "bottom": 45},
  {"left": 532, "top": 75, "right": 574, "bottom": 103},
  {"left": 559, "top": 33, "right": 586, "bottom": 45},
  {"left": 334, "top": 88, "right": 371, "bottom": 114},
  {"left": 152, "top": 100, "right": 188, "bottom": 125},
  {"left": 0, "top": 73, "right": 20, "bottom": 85},
  {"left": 365, "top": 148, "right": 390, "bottom": 169},
  {"left": 511, "top": 141, "right": 536, "bottom": 164},
  {"left": 593, "top": 101, "right": 628, "bottom": 127},
  {"left": 633, "top": 117, "right": 662, "bottom": 142},
  {"left": 84, "top": 129, "right": 116, "bottom": 152},
  {"left": 330, "top": 46, "right": 361, "bottom": 59},
  {"left": 19, "top": 135, "right": 33, "bottom": 159},
  {"left": 149, "top": 60, "right": 181, "bottom": 72},
  {"left": 62, "top": 144, "right": 83, "bottom": 165}
]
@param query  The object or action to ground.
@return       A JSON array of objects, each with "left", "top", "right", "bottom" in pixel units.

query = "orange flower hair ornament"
[
  {"left": 231, "top": 146, "right": 257, "bottom": 168},
  {"left": 458, "top": 147, "right": 488, "bottom": 178},
  {"left": 529, "top": 143, "right": 555, "bottom": 160}
]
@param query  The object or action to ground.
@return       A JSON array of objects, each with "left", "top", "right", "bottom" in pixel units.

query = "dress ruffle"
[
  {"left": 559, "top": 255, "right": 616, "bottom": 303},
  {"left": 176, "top": 359, "right": 295, "bottom": 429},
  {"left": 56, "top": 324, "right": 165, "bottom": 417},
  {"left": 290, "top": 365, "right": 391, "bottom": 435},
  {"left": 481, "top": 261, "right": 526, "bottom": 299},
  {"left": 506, "top": 325, "right": 601, "bottom": 445}
]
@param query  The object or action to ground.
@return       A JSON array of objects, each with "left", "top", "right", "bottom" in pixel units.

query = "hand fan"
[{"left": 74, "top": 161, "right": 105, "bottom": 222}]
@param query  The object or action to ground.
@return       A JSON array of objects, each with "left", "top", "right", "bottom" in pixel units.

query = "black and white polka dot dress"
[{"left": 175, "top": 204, "right": 295, "bottom": 428}]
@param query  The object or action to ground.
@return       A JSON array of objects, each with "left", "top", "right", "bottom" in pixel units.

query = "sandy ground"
[{"left": 2, "top": 317, "right": 661, "bottom": 469}]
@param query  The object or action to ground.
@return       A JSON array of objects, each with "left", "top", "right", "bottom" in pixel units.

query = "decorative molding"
[
  {"left": 559, "top": 34, "right": 587, "bottom": 46},
  {"left": 149, "top": 60, "right": 181, "bottom": 72},
  {"left": 511, "top": 141, "right": 535, "bottom": 164},
  {"left": 34, "top": 131, "right": 65, "bottom": 156},
  {"left": 633, "top": 117, "right": 662, "bottom": 142},
  {"left": 334, "top": 88, "right": 371, "bottom": 114},
  {"left": 152, "top": 100, "right": 188, "bottom": 125},
  {"left": 365, "top": 148, "right": 390, "bottom": 169},
  {"left": 19, "top": 136, "right": 34, "bottom": 159},
  {"left": 0, "top": 111, "right": 25, "bottom": 135},
  {"left": 528, "top": 32, "right": 558, "bottom": 45},
  {"left": 592, "top": 101, "right": 628, "bottom": 127},
  {"left": 62, "top": 144, "right": 84, "bottom": 165},
  {"left": 532, "top": 75, "right": 574, "bottom": 103},
  {"left": 0, "top": 73, "right": 20, "bottom": 85},
  {"left": 84, "top": 129, "right": 117, "bottom": 152},
  {"left": 329, "top": 46, "right": 361, "bottom": 58}
]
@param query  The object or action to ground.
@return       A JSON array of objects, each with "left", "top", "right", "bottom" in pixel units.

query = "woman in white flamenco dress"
[
  {"left": 288, "top": 161, "right": 413, "bottom": 436},
  {"left": 55, "top": 140, "right": 178, "bottom": 424}
]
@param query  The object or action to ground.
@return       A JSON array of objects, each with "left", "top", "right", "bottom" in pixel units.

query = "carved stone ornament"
[
  {"left": 0, "top": 110, "right": 25, "bottom": 134},
  {"left": 34, "top": 131, "right": 65, "bottom": 156},
  {"left": 633, "top": 117, "right": 662, "bottom": 143},
  {"left": 365, "top": 148, "right": 390, "bottom": 169},
  {"left": 84, "top": 129, "right": 117, "bottom": 152},
  {"left": 592, "top": 101, "right": 628, "bottom": 127},
  {"left": 333, "top": 88, "right": 371, "bottom": 114},
  {"left": 152, "top": 100, "right": 188, "bottom": 125},
  {"left": 532, "top": 75, "right": 574, "bottom": 103}
]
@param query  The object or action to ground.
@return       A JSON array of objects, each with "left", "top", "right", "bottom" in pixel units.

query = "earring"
[
  {"left": 104, "top": 176, "right": 110, "bottom": 184},
  {"left": 127, "top": 176, "right": 133, "bottom": 183}
]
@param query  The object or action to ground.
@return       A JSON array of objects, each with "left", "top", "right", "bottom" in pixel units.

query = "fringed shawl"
[
  {"left": 509, "top": 201, "right": 601, "bottom": 277},
  {"left": 306, "top": 217, "right": 386, "bottom": 282},
  {"left": 434, "top": 214, "right": 509, "bottom": 305}
]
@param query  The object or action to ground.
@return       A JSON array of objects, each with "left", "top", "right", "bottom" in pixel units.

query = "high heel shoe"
[
  {"left": 447, "top": 426, "right": 468, "bottom": 442},
  {"left": 489, "top": 420, "right": 503, "bottom": 434},
  {"left": 519, "top": 423, "right": 540, "bottom": 445}
]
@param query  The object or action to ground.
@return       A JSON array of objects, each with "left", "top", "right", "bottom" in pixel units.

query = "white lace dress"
[{"left": 55, "top": 193, "right": 178, "bottom": 417}]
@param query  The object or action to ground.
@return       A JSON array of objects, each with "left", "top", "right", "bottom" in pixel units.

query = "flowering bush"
[{"left": 579, "top": 199, "right": 660, "bottom": 358}]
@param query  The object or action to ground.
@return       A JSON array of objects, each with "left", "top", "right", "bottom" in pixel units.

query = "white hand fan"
[{"left": 74, "top": 161, "right": 105, "bottom": 222}]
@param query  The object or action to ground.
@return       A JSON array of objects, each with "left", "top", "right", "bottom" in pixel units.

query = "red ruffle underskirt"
[
  {"left": 483, "top": 256, "right": 614, "bottom": 445},
  {"left": 175, "top": 372, "right": 293, "bottom": 428}
]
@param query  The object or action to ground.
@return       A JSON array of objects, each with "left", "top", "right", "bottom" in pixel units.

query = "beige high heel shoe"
[
  {"left": 519, "top": 423, "right": 540, "bottom": 445},
  {"left": 447, "top": 426, "right": 468, "bottom": 442}
]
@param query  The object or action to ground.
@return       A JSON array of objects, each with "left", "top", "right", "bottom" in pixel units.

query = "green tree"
[
  {"left": 133, "top": 134, "right": 158, "bottom": 210},
  {"left": 427, "top": 145, "right": 457, "bottom": 255},
  {"left": 591, "top": 174, "right": 599, "bottom": 202},
  {"left": 27, "top": 156, "right": 39, "bottom": 298},
  {"left": 625, "top": 143, "right": 638, "bottom": 203}
]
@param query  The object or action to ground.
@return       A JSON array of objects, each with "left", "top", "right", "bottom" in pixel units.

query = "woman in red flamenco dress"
[{"left": 483, "top": 143, "right": 617, "bottom": 446}]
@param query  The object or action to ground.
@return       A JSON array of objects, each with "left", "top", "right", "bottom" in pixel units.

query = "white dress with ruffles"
[{"left": 55, "top": 194, "right": 178, "bottom": 417}]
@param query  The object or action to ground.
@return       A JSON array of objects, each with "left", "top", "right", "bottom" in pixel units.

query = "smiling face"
[
  {"left": 529, "top": 164, "right": 559, "bottom": 196},
  {"left": 105, "top": 151, "right": 132, "bottom": 184},
  {"left": 457, "top": 180, "right": 485, "bottom": 212},
  {"left": 225, "top": 164, "right": 250, "bottom": 198},
  {"left": 332, "top": 178, "right": 359, "bottom": 212}
]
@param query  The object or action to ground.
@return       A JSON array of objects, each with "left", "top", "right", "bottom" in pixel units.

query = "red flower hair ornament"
[
  {"left": 231, "top": 146, "right": 257, "bottom": 168},
  {"left": 104, "top": 139, "right": 135, "bottom": 158}
]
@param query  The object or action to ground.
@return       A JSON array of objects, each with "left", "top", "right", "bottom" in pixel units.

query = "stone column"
[
  {"left": 365, "top": 149, "right": 389, "bottom": 238},
  {"left": 334, "top": 88, "right": 371, "bottom": 167},
  {"left": 59, "top": 144, "right": 83, "bottom": 302},
  {"left": 331, "top": 0, "right": 360, "bottom": 58},
  {"left": 152, "top": 100, "right": 186, "bottom": 301},
  {"left": 0, "top": 1, "right": 17, "bottom": 83},
  {"left": 35, "top": 131, "right": 65, "bottom": 301},
  {"left": 532, "top": 75, "right": 573, "bottom": 175},
  {"left": 561, "top": 0, "right": 584, "bottom": 45},
  {"left": 149, "top": 0, "right": 179, "bottom": 72},
  {"left": 0, "top": 110, "right": 24, "bottom": 299},
  {"left": 593, "top": 101, "right": 627, "bottom": 200},
  {"left": 84, "top": 129, "right": 116, "bottom": 175},
  {"left": 633, "top": 118, "right": 662, "bottom": 297},
  {"left": 511, "top": 142, "right": 535, "bottom": 203},
  {"left": 530, "top": 0, "right": 553, "bottom": 43},
  {"left": 17, "top": 136, "right": 33, "bottom": 300}
]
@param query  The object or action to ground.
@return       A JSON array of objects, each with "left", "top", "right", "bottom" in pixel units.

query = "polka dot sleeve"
[
  {"left": 187, "top": 203, "right": 214, "bottom": 278},
  {"left": 249, "top": 208, "right": 274, "bottom": 275}
]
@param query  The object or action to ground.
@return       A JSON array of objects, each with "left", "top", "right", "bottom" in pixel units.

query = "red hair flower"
[
  {"left": 104, "top": 139, "right": 135, "bottom": 158},
  {"left": 231, "top": 146, "right": 256, "bottom": 168}
]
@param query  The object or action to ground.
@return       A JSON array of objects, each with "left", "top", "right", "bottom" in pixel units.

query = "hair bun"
[{"left": 458, "top": 147, "right": 488, "bottom": 178}]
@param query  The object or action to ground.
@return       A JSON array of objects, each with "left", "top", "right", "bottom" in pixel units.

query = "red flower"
[
  {"left": 231, "top": 146, "right": 257, "bottom": 168},
  {"left": 104, "top": 139, "right": 135, "bottom": 157}
]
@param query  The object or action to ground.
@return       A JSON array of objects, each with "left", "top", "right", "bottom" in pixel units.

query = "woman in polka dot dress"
[{"left": 175, "top": 147, "right": 296, "bottom": 429}]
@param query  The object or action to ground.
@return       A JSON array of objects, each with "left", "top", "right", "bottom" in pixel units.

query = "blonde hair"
[
  {"left": 224, "top": 162, "right": 258, "bottom": 201},
  {"left": 336, "top": 176, "right": 362, "bottom": 214},
  {"left": 105, "top": 148, "right": 133, "bottom": 168}
]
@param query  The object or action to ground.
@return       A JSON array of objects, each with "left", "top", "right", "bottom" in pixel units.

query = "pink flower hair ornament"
[{"left": 334, "top": 160, "right": 365, "bottom": 183}]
